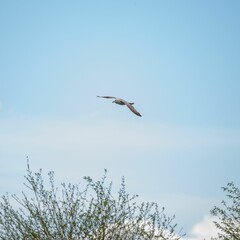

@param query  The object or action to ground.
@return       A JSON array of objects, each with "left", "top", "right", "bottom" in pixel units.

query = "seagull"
[{"left": 97, "top": 95, "right": 142, "bottom": 117}]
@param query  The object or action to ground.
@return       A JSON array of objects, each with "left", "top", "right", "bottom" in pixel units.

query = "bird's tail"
[{"left": 129, "top": 102, "right": 134, "bottom": 105}]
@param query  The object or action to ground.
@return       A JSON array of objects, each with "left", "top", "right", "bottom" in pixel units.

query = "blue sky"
[{"left": 0, "top": 1, "right": 240, "bottom": 239}]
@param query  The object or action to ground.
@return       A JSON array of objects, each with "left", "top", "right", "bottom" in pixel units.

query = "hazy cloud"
[{"left": 1, "top": 116, "right": 239, "bottom": 156}]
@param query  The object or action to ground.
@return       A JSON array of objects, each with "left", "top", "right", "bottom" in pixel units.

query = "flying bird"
[{"left": 97, "top": 95, "right": 142, "bottom": 117}]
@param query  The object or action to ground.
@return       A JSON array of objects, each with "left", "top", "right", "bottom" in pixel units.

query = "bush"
[
  {"left": 211, "top": 182, "right": 240, "bottom": 240},
  {"left": 0, "top": 161, "right": 184, "bottom": 240}
]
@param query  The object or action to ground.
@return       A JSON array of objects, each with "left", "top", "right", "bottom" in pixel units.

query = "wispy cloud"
[
  {"left": 1, "top": 116, "right": 239, "bottom": 156},
  {"left": 1, "top": 116, "right": 240, "bottom": 176}
]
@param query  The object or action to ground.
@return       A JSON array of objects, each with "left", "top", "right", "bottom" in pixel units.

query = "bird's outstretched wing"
[
  {"left": 97, "top": 95, "right": 117, "bottom": 99},
  {"left": 97, "top": 95, "right": 142, "bottom": 117},
  {"left": 125, "top": 103, "right": 142, "bottom": 117}
]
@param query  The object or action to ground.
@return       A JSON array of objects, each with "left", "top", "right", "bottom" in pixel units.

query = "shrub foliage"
[
  {"left": 211, "top": 182, "right": 240, "bottom": 240},
  {"left": 0, "top": 162, "right": 183, "bottom": 240}
]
